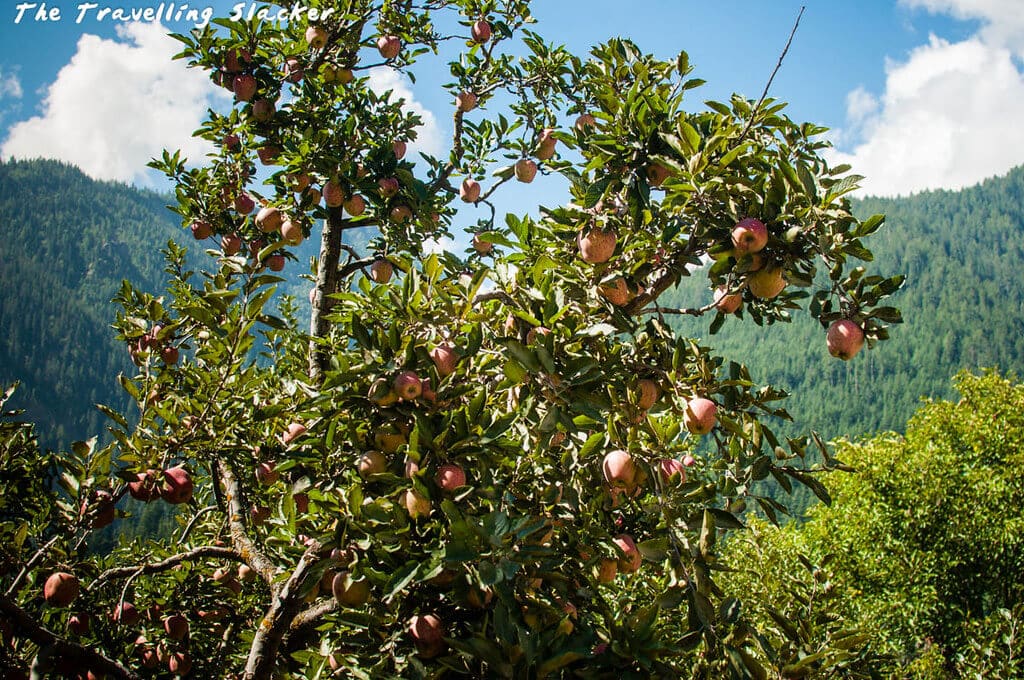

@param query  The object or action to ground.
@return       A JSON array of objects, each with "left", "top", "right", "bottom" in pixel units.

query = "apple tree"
[{"left": 0, "top": 1, "right": 903, "bottom": 678}]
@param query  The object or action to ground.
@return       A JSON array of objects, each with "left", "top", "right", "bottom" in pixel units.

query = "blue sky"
[{"left": 0, "top": 0, "right": 1021, "bottom": 202}]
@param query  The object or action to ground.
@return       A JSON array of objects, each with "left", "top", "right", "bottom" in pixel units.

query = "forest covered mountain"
[
  {"left": 2, "top": 157, "right": 1023, "bottom": 458},
  {"left": 662, "top": 165, "right": 1024, "bottom": 444}
]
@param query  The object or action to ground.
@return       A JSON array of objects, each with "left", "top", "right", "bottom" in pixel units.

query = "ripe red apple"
[
  {"left": 282, "top": 422, "right": 307, "bottom": 444},
  {"left": 393, "top": 141, "right": 407, "bottom": 160},
  {"left": 390, "top": 204, "right": 412, "bottom": 223},
  {"left": 636, "top": 378, "right": 660, "bottom": 410},
  {"left": 409, "top": 613, "right": 444, "bottom": 645},
  {"left": 266, "top": 254, "right": 286, "bottom": 272},
  {"left": 578, "top": 227, "right": 616, "bottom": 263},
  {"left": 713, "top": 285, "right": 743, "bottom": 313},
  {"left": 332, "top": 572, "right": 370, "bottom": 607},
  {"left": 344, "top": 193, "right": 366, "bottom": 216},
  {"left": 358, "top": 450, "right": 387, "bottom": 478},
  {"left": 250, "top": 505, "right": 271, "bottom": 525},
  {"left": 280, "top": 219, "right": 303, "bottom": 245},
  {"left": 435, "top": 464, "right": 466, "bottom": 492},
  {"left": 160, "top": 345, "right": 179, "bottom": 365},
  {"left": 237, "top": 564, "right": 255, "bottom": 582},
  {"left": 284, "top": 57, "right": 304, "bottom": 83},
  {"left": 684, "top": 397, "right": 718, "bottom": 435},
  {"left": 43, "top": 572, "right": 78, "bottom": 607},
  {"left": 456, "top": 91, "right": 477, "bottom": 112},
  {"left": 369, "top": 258, "right": 393, "bottom": 284},
  {"left": 163, "top": 614, "right": 188, "bottom": 640},
  {"left": 598, "top": 277, "right": 634, "bottom": 306},
  {"left": 255, "top": 461, "right": 278, "bottom": 486},
  {"left": 602, "top": 450, "right": 636, "bottom": 489},
  {"left": 306, "top": 26, "right": 328, "bottom": 49},
  {"left": 378, "top": 177, "right": 400, "bottom": 198},
  {"left": 223, "top": 48, "right": 251, "bottom": 73},
  {"left": 190, "top": 220, "right": 212, "bottom": 240},
  {"left": 168, "top": 651, "right": 191, "bottom": 676},
  {"left": 161, "top": 466, "right": 193, "bottom": 504},
  {"left": 377, "top": 35, "right": 401, "bottom": 59},
  {"left": 87, "top": 490, "right": 116, "bottom": 529},
  {"left": 221, "top": 233, "right": 242, "bottom": 255},
  {"left": 429, "top": 343, "right": 457, "bottom": 377},
  {"left": 257, "top": 145, "right": 279, "bottom": 165},
  {"left": 747, "top": 266, "right": 787, "bottom": 299},
  {"left": 659, "top": 458, "right": 687, "bottom": 484},
  {"left": 401, "top": 489, "right": 431, "bottom": 518},
  {"left": 252, "top": 99, "right": 275, "bottom": 122},
  {"left": 323, "top": 181, "right": 344, "bottom": 208},
  {"left": 646, "top": 162, "right": 671, "bottom": 187},
  {"left": 233, "top": 192, "right": 254, "bottom": 215},
  {"left": 827, "top": 319, "right": 865, "bottom": 360},
  {"left": 393, "top": 371, "right": 422, "bottom": 400},
  {"left": 460, "top": 178, "right": 481, "bottom": 203},
  {"left": 472, "top": 232, "right": 493, "bottom": 254},
  {"left": 731, "top": 217, "right": 769, "bottom": 255},
  {"left": 68, "top": 612, "right": 90, "bottom": 635},
  {"left": 111, "top": 601, "right": 140, "bottom": 626},
  {"left": 256, "top": 206, "right": 283, "bottom": 233},
  {"left": 471, "top": 19, "right": 492, "bottom": 43},
  {"left": 287, "top": 171, "right": 311, "bottom": 192},
  {"left": 223, "top": 133, "right": 241, "bottom": 151},
  {"left": 514, "top": 158, "right": 538, "bottom": 183},
  {"left": 232, "top": 74, "right": 257, "bottom": 101},
  {"left": 575, "top": 112, "right": 596, "bottom": 130},
  {"left": 613, "top": 534, "right": 642, "bottom": 573}
]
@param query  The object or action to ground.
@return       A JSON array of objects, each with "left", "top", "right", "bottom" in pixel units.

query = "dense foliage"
[
  {"left": 718, "top": 370, "right": 1024, "bottom": 677},
  {"left": 0, "top": 1, "right": 903, "bottom": 678}
]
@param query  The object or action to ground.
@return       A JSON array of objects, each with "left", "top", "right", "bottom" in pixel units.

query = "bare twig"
[
  {"left": 91, "top": 545, "right": 241, "bottom": 590},
  {"left": 640, "top": 301, "right": 718, "bottom": 317},
  {"left": 217, "top": 459, "right": 278, "bottom": 586},
  {"left": 732, "top": 6, "right": 805, "bottom": 148},
  {"left": 5, "top": 535, "right": 60, "bottom": 597}
]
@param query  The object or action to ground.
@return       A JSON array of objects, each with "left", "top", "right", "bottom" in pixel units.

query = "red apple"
[
  {"left": 602, "top": 450, "right": 636, "bottom": 489},
  {"left": 682, "top": 454, "right": 697, "bottom": 467},
  {"left": 223, "top": 133, "right": 241, "bottom": 151},
  {"left": 280, "top": 219, "right": 303, "bottom": 245},
  {"left": 161, "top": 466, "right": 193, "bottom": 505},
  {"left": 435, "top": 464, "right": 466, "bottom": 492},
  {"left": 684, "top": 397, "right": 718, "bottom": 435},
  {"left": 514, "top": 158, "right": 538, "bottom": 183},
  {"left": 343, "top": 193, "right": 366, "bottom": 216},
  {"left": 460, "top": 178, "right": 481, "bottom": 203},
  {"left": 68, "top": 612, "right": 90, "bottom": 635},
  {"left": 252, "top": 99, "right": 275, "bottom": 122},
  {"left": 636, "top": 378, "right": 660, "bottom": 410},
  {"left": 255, "top": 461, "right": 278, "bottom": 486},
  {"left": 456, "top": 91, "right": 477, "bottom": 112},
  {"left": 378, "top": 177, "right": 400, "bottom": 198},
  {"left": 409, "top": 613, "right": 444, "bottom": 645},
  {"left": 575, "top": 112, "right": 596, "bottom": 130},
  {"left": 358, "top": 450, "right": 387, "bottom": 478},
  {"left": 369, "top": 258, "right": 393, "bottom": 284},
  {"left": 429, "top": 343, "right": 457, "bottom": 377},
  {"left": 598, "top": 277, "right": 634, "bottom": 306},
  {"left": 256, "top": 206, "right": 283, "bottom": 233},
  {"left": 257, "top": 145, "right": 280, "bottom": 165},
  {"left": 471, "top": 19, "right": 492, "bottom": 43},
  {"left": 44, "top": 572, "right": 78, "bottom": 607},
  {"left": 87, "top": 490, "right": 116, "bottom": 529},
  {"left": 266, "top": 254, "right": 286, "bottom": 272},
  {"left": 731, "top": 217, "right": 769, "bottom": 255},
  {"left": 332, "top": 572, "right": 370, "bottom": 607},
  {"left": 713, "top": 285, "right": 743, "bottom": 313},
  {"left": 401, "top": 489, "right": 431, "bottom": 519},
  {"left": 377, "top": 35, "right": 401, "bottom": 59},
  {"left": 659, "top": 458, "right": 687, "bottom": 484},
  {"left": 160, "top": 346, "right": 179, "bottom": 365},
  {"left": 232, "top": 74, "right": 257, "bottom": 101},
  {"left": 306, "top": 26, "right": 328, "bottom": 49},
  {"left": 221, "top": 233, "right": 242, "bottom": 255},
  {"left": 250, "top": 505, "right": 270, "bottom": 525},
  {"left": 237, "top": 564, "right": 255, "bottom": 582},
  {"left": 578, "top": 227, "right": 616, "bottom": 263},
  {"left": 163, "top": 614, "right": 188, "bottom": 640},
  {"left": 323, "top": 181, "right": 344, "bottom": 208},
  {"left": 111, "top": 601, "right": 140, "bottom": 626},
  {"left": 190, "top": 219, "right": 212, "bottom": 240},
  {"left": 390, "top": 204, "right": 412, "bottom": 223},
  {"left": 613, "top": 534, "right": 642, "bottom": 573},
  {"left": 747, "top": 267, "right": 787, "bottom": 299},
  {"left": 472, "top": 232, "right": 493, "bottom": 254},
  {"left": 168, "top": 651, "right": 191, "bottom": 676},
  {"left": 393, "top": 141, "right": 407, "bottom": 160},
  {"left": 596, "top": 558, "right": 617, "bottom": 583},
  {"left": 534, "top": 128, "right": 557, "bottom": 160},
  {"left": 826, "top": 319, "right": 865, "bottom": 360},
  {"left": 284, "top": 57, "right": 304, "bottom": 83},
  {"left": 282, "top": 422, "right": 307, "bottom": 444},
  {"left": 393, "top": 371, "right": 422, "bottom": 400},
  {"left": 234, "top": 193, "right": 255, "bottom": 215},
  {"left": 646, "top": 162, "right": 671, "bottom": 187}
]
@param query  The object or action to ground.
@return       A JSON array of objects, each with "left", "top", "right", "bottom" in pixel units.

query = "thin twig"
[
  {"left": 732, "top": 6, "right": 805, "bottom": 148},
  {"left": 91, "top": 545, "right": 241, "bottom": 590}
]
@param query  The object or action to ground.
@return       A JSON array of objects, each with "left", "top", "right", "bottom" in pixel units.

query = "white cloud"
[
  {"left": 423, "top": 235, "right": 455, "bottom": 254},
  {"left": 1, "top": 22, "right": 225, "bottom": 186},
  {"left": 901, "top": 0, "right": 1024, "bottom": 53},
  {"left": 828, "top": 29, "right": 1024, "bottom": 196},
  {"left": 0, "top": 69, "right": 22, "bottom": 100},
  {"left": 367, "top": 66, "right": 443, "bottom": 159}
]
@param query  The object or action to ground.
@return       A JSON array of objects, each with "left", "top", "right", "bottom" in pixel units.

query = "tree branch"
[
  {"left": 90, "top": 545, "right": 241, "bottom": 590},
  {"left": 309, "top": 207, "right": 347, "bottom": 384},
  {"left": 0, "top": 593, "right": 142, "bottom": 680},
  {"left": 217, "top": 459, "right": 278, "bottom": 586}
]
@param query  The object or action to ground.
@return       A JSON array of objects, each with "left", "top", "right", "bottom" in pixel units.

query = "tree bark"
[{"left": 308, "top": 207, "right": 346, "bottom": 384}]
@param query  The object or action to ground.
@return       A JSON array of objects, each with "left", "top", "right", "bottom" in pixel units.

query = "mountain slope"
[{"left": 661, "top": 165, "right": 1024, "bottom": 445}]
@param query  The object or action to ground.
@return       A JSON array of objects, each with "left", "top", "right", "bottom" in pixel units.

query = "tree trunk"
[{"left": 308, "top": 207, "right": 345, "bottom": 383}]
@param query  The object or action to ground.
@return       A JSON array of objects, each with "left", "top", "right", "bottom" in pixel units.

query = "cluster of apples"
[
  {"left": 713, "top": 217, "right": 866, "bottom": 359},
  {"left": 129, "top": 323, "right": 180, "bottom": 367},
  {"left": 127, "top": 466, "right": 194, "bottom": 506}
]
